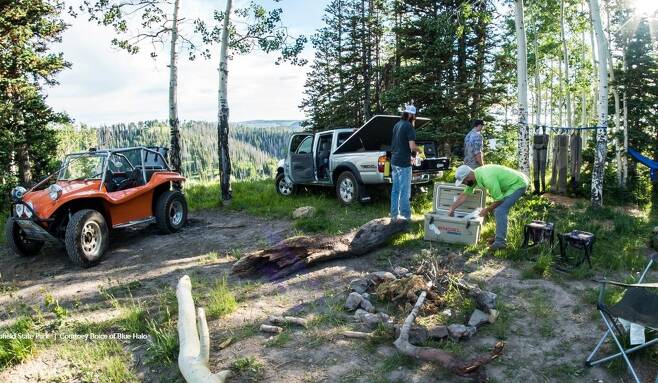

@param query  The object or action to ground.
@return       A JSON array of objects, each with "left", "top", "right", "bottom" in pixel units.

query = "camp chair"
[{"left": 585, "top": 253, "right": 658, "bottom": 383}]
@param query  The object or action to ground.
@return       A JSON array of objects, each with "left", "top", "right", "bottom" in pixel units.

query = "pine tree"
[{"left": 0, "top": 0, "right": 70, "bottom": 192}]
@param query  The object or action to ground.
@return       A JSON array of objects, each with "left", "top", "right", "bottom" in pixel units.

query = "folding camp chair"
[{"left": 585, "top": 253, "right": 658, "bottom": 383}]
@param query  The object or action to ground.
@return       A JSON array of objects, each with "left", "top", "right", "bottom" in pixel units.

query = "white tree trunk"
[
  {"left": 515, "top": 0, "right": 530, "bottom": 175},
  {"left": 588, "top": 4, "right": 598, "bottom": 124},
  {"left": 177, "top": 275, "right": 230, "bottom": 383},
  {"left": 622, "top": 48, "right": 629, "bottom": 186},
  {"left": 581, "top": 1, "right": 587, "bottom": 128},
  {"left": 561, "top": 0, "right": 572, "bottom": 127},
  {"left": 217, "top": 0, "right": 233, "bottom": 203},
  {"left": 169, "top": 0, "right": 182, "bottom": 173},
  {"left": 605, "top": 5, "right": 622, "bottom": 186},
  {"left": 589, "top": 0, "right": 609, "bottom": 207}
]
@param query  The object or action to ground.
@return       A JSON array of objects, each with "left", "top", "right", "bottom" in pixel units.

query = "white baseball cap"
[
  {"left": 454, "top": 165, "right": 473, "bottom": 186},
  {"left": 403, "top": 105, "right": 417, "bottom": 115}
]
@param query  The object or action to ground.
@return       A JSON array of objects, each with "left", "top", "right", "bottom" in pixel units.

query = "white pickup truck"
[{"left": 275, "top": 115, "right": 450, "bottom": 205}]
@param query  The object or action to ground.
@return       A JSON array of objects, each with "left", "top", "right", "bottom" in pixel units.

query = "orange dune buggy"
[{"left": 5, "top": 147, "right": 188, "bottom": 267}]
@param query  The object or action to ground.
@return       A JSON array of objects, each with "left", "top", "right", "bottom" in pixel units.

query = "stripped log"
[
  {"left": 260, "top": 324, "right": 284, "bottom": 334},
  {"left": 176, "top": 275, "right": 231, "bottom": 383},
  {"left": 343, "top": 331, "right": 375, "bottom": 339},
  {"left": 232, "top": 218, "right": 407, "bottom": 280},
  {"left": 394, "top": 290, "right": 504, "bottom": 383},
  {"left": 267, "top": 316, "right": 308, "bottom": 328}
]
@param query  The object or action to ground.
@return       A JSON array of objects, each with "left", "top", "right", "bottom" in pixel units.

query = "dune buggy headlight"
[
  {"left": 11, "top": 186, "right": 27, "bottom": 202},
  {"left": 48, "top": 184, "right": 63, "bottom": 201}
]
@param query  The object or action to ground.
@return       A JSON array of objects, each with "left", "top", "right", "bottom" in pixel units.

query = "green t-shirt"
[{"left": 465, "top": 164, "right": 529, "bottom": 201}]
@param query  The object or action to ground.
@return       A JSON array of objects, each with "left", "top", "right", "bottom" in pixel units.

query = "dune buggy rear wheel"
[
  {"left": 156, "top": 190, "right": 188, "bottom": 234},
  {"left": 65, "top": 209, "right": 109, "bottom": 268},
  {"left": 5, "top": 217, "right": 44, "bottom": 257}
]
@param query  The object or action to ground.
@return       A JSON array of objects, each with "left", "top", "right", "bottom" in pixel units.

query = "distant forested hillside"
[{"left": 56, "top": 121, "right": 296, "bottom": 181}]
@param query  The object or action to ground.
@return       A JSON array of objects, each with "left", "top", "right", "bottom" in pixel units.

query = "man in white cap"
[
  {"left": 448, "top": 164, "right": 529, "bottom": 250},
  {"left": 389, "top": 105, "right": 419, "bottom": 224}
]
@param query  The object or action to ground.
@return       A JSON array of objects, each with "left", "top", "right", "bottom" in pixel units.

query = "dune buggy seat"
[{"left": 585, "top": 253, "right": 658, "bottom": 383}]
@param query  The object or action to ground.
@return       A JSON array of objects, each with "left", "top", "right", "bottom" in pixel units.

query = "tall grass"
[
  {"left": 0, "top": 317, "right": 36, "bottom": 370},
  {"left": 473, "top": 194, "right": 653, "bottom": 273},
  {"left": 186, "top": 179, "right": 394, "bottom": 234}
]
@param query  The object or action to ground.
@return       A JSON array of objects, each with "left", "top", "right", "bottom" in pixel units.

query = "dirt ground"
[{"left": 0, "top": 208, "right": 656, "bottom": 383}]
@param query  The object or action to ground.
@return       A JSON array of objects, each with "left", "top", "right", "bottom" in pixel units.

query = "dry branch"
[
  {"left": 231, "top": 218, "right": 406, "bottom": 279},
  {"left": 394, "top": 290, "right": 504, "bottom": 383}
]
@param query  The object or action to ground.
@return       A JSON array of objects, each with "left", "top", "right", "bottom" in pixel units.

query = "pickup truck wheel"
[
  {"left": 65, "top": 209, "right": 108, "bottom": 268},
  {"left": 5, "top": 217, "right": 44, "bottom": 257},
  {"left": 275, "top": 173, "right": 297, "bottom": 196},
  {"left": 156, "top": 190, "right": 188, "bottom": 233},
  {"left": 336, "top": 172, "right": 360, "bottom": 205}
]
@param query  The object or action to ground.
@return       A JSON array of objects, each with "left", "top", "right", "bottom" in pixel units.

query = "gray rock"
[
  {"left": 448, "top": 324, "right": 476, "bottom": 339},
  {"left": 354, "top": 308, "right": 368, "bottom": 321},
  {"left": 391, "top": 266, "right": 409, "bottom": 278},
  {"left": 292, "top": 206, "right": 316, "bottom": 219},
  {"left": 360, "top": 299, "right": 375, "bottom": 313},
  {"left": 428, "top": 325, "right": 449, "bottom": 339},
  {"left": 488, "top": 309, "right": 499, "bottom": 324},
  {"left": 361, "top": 292, "right": 371, "bottom": 300},
  {"left": 361, "top": 312, "right": 390, "bottom": 329},
  {"left": 394, "top": 325, "right": 428, "bottom": 344},
  {"left": 473, "top": 290, "right": 497, "bottom": 313},
  {"left": 368, "top": 271, "right": 397, "bottom": 285},
  {"left": 349, "top": 278, "right": 369, "bottom": 294},
  {"left": 468, "top": 309, "right": 490, "bottom": 328},
  {"left": 345, "top": 292, "right": 364, "bottom": 311}
]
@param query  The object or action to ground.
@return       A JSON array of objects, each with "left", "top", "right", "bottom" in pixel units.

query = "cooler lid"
[{"left": 433, "top": 183, "right": 485, "bottom": 213}]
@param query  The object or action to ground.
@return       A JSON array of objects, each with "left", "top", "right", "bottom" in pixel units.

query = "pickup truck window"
[
  {"left": 337, "top": 132, "right": 352, "bottom": 147},
  {"left": 297, "top": 136, "right": 313, "bottom": 154}
]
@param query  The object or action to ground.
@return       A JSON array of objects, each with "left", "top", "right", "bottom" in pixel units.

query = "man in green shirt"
[{"left": 448, "top": 164, "right": 529, "bottom": 250}]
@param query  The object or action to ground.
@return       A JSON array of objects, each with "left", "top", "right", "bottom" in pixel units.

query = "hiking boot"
[{"left": 488, "top": 242, "right": 507, "bottom": 251}]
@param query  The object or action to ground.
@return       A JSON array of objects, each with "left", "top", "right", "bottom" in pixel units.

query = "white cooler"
[{"left": 424, "top": 183, "right": 485, "bottom": 244}]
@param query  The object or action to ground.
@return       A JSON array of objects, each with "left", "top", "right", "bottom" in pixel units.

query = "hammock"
[{"left": 627, "top": 147, "right": 658, "bottom": 181}]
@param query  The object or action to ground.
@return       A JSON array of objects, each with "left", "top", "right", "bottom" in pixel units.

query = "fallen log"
[
  {"left": 231, "top": 218, "right": 407, "bottom": 280},
  {"left": 342, "top": 331, "right": 375, "bottom": 339},
  {"left": 176, "top": 275, "right": 231, "bottom": 383},
  {"left": 394, "top": 290, "right": 504, "bottom": 383},
  {"left": 260, "top": 324, "right": 284, "bottom": 334}
]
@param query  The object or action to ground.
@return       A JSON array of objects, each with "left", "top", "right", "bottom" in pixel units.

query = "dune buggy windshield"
[{"left": 58, "top": 154, "right": 107, "bottom": 181}]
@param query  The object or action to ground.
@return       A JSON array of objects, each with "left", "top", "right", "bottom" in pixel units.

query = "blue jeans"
[
  {"left": 493, "top": 187, "right": 527, "bottom": 245},
  {"left": 390, "top": 165, "right": 412, "bottom": 220}
]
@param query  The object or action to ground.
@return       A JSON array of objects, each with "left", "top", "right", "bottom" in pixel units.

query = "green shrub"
[{"left": 0, "top": 317, "right": 36, "bottom": 370}]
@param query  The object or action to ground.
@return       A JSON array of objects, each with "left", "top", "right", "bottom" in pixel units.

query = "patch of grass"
[
  {"left": 230, "top": 356, "right": 264, "bottom": 381},
  {"left": 470, "top": 194, "right": 650, "bottom": 275},
  {"left": 0, "top": 210, "right": 7, "bottom": 245},
  {"left": 146, "top": 313, "right": 178, "bottom": 365},
  {"left": 186, "top": 179, "right": 392, "bottom": 235},
  {"left": 43, "top": 292, "right": 68, "bottom": 322},
  {"left": 379, "top": 351, "right": 418, "bottom": 373},
  {"left": 58, "top": 339, "right": 139, "bottom": 383},
  {"left": 204, "top": 276, "right": 237, "bottom": 319},
  {"left": 265, "top": 330, "right": 292, "bottom": 348},
  {"left": 528, "top": 290, "right": 556, "bottom": 338},
  {"left": 0, "top": 316, "right": 36, "bottom": 370}
]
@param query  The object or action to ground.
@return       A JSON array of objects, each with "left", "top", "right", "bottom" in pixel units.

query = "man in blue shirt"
[
  {"left": 390, "top": 105, "right": 419, "bottom": 223},
  {"left": 463, "top": 119, "right": 485, "bottom": 168}
]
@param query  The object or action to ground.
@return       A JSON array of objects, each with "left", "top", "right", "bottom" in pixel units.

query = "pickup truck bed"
[{"left": 276, "top": 115, "right": 450, "bottom": 205}]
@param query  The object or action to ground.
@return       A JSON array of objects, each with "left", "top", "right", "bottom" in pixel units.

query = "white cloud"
[{"left": 46, "top": 0, "right": 321, "bottom": 126}]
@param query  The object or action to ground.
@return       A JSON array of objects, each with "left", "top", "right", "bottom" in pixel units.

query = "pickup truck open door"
[{"left": 287, "top": 133, "right": 315, "bottom": 184}]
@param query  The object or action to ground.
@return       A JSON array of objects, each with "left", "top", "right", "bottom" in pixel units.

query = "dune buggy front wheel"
[
  {"left": 5, "top": 217, "right": 44, "bottom": 257},
  {"left": 65, "top": 209, "right": 109, "bottom": 268}
]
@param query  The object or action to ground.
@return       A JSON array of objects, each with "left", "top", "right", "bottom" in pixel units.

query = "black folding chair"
[{"left": 585, "top": 253, "right": 658, "bottom": 383}]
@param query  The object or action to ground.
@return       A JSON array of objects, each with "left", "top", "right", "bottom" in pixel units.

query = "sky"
[{"left": 47, "top": 0, "right": 329, "bottom": 126}]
